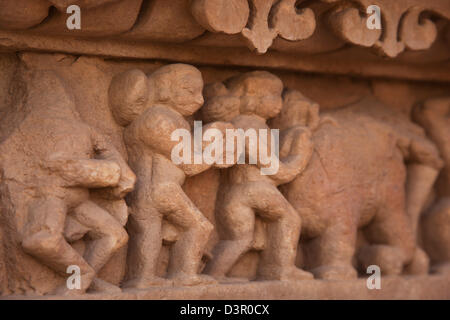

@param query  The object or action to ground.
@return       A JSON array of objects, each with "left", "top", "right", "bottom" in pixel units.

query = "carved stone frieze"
[{"left": 0, "top": 0, "right": 449, "bottom": 301}]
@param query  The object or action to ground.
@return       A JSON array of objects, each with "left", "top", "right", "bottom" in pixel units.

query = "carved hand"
[
  {"left": 269, "top": 125, "right": 313, "bottom": 184},
  {"left": 280, "top": 125, "right": 312, "bottom": 158},
  {"left": 111, "top": 166, "right": 137, "bottom": 199},
  {"left": 203, "top": 121, "right": 238, "bottom": 168}
]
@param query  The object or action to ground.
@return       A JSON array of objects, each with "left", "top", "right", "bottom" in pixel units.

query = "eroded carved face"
[
  {"left": 270, "top": 89, "right": 320, "bottom": 130},
  {"left": 170, "top": 72, "right": 204, "bottom": 116},
  {"left": 109, "top": 69, "right": 149, "bottom": 126},
  {"left": 240, "top": 84, "right": 283, "bottom": 120},
  {"left": 151, "top": 64, "right": 204, "bottom": 116},
  {"left": 227, "top": 71, "right": 283, "bottom": 120}
]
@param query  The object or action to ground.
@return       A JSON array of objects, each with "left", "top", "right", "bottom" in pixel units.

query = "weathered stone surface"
[{"left": 0, "top": 1, "right": 449, "bottom": 300}]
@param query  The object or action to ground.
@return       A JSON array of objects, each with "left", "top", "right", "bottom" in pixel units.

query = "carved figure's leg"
[
  {"left": 250, "top": 184, "right": 312, "bottom": 281},
  {"left": 21, "top": 196, "right": 95, "bottom": 294},
  {"left": 412, "top": 98, "right": 450, "bottom": 274},
  {"left": 152, "top": 181, "right": 215, "bottom": 286},
  {"left": 422, "top": 198, "right": 450, "bottom": 274},
  {"left": 204, "top": 187, "right": 255, "bottom": 280},
  {"left": 206, "top": 183, "right": 311, "bottom": 281},
  {"left": 403, "top": 163, "right": 439, "bottom": 275},
  {"left": 70, "top": 200, "right": 128, "bottom": 292},
  {"left": 124, "top": 208, "right": 168, "bottom": 288}
]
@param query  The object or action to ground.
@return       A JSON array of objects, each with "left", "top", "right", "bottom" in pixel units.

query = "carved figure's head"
[
  {"left": 109, "top": 64, "right": 204, "bottom": 125},
  {"left": 202, "top": 71, "right": 283, "bottom": 122},
  {"left": 270, "top": 89, "right": 320, "bottom": 130},
  {"left": 109, "top": 69, "right": 149, "bottom": 126},
  {"left": 149, "top": 64, "right": 204, "bottom": 116},
  {"left": 228, "top": 71, "right": 283, "bottom": 119},
  {"left": 413, "top": 96, "right": 450, "bottom": 129}
]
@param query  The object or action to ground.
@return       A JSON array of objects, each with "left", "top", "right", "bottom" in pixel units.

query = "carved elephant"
[{"left": 272, "top": 91, "right": 443, "bottom": 280}]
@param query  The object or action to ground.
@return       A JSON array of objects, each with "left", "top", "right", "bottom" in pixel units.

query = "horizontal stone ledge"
[
  {"left": 0, "top": 31, "right": 450, "bottom": 83},
  {"left": 4, "top": 274, "right": 449, "bottom": 300}
]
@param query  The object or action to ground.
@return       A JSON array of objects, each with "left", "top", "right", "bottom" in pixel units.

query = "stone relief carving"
[
  {"left": 272, "top": 91, "right": 443, "bottom": 279},
  {"left": 1, "top": 57, "right": 448, "bottom": 298},
  {"left": 0, "top": 0, "right": 448, "bottom": 295},
  {"left": 191, "top": 0, "right": 316, "bottom": 53},
  {"left": 413, "top": 97, "right": 450, "bottom": 275},
  {"left": 201, "top": 72, "right": 314, "bottom": 280},
  {"left": 1, "top": 0, "right": 448, "bottom": 61},
  {"left": 108, "top": 64, "right": 236, "bottom": 288},
  {"left": 0, "top": 0, "right": 448, "bottom": 303},
  {"left": 0, "top": 0, "right": 122, "bottom": 30},
  {"left": 325, "top": 0, "right": 450, "bottom": 57},
  {"left": 0, "top": 68, "right": 136, "bottom": 295}
]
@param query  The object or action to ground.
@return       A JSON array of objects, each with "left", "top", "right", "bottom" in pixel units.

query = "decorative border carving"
[
  {"left": 0, "top": 0, "right": 448, "bottom": 75},
  {"left": 325, "top": 0, "right": 450, "bottom": 57},
  {"left": 192, "top": 0, "right": 316, "bottom": 53}
]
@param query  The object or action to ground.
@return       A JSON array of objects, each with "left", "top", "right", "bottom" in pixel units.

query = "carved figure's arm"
[
  {"left": 44, "top": 158, "right": 121, "bottom": 188},
  {"left": 126, "top": 153, "right": 157, "bottom": 220},
  {"left": 266, "top": 126, "right": 313, "bottom": 185},
  {"left": 395, "top": 121, "right": 444, "bottom": 171},
  {"left": 137, "top": 107, "right": 235, "bottom": 177},
  {"left": 179, "top": 121, "right": 236, "bottom": 176},
  {"left": 234, "top": 115, "right": 313, "bottom": 184},
  {"left": 90, "top": 129, "right": 136, "bottom": 198},
  {"left": 408, "top": 135, "right": 444, "bottom": 171},
  {"left": 413, "top": 97, "right": 450, "bottom": 168}
]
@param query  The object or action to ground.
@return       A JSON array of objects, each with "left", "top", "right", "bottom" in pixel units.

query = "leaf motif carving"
[
  {"left": 191, "top": 0, "right": 316, "bottom": 54},
  {"left": 190, "top": 0, "right": 250, "bottom": 34},
  {"left": 325, "top": 0, "right": 450, "bottom": 57}
]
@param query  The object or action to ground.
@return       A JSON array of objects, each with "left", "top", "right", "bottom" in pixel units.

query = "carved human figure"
[
  {"left": 108, "top": 64, "right": 234, "bottom": 287},
  {"left": 201, "top": 72, "right": 314, "bottom": 281},
  {"left": 271, "top": 90, "right": 443, "bottom": 279},
  {"left": 413, "top": 97, "right": 450, "bottom": 274},
  {"left": 3, "top": 70, "right": 136, "bottom": 295}
]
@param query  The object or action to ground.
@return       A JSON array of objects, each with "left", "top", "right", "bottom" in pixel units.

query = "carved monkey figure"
[
  {"left": 0, "top": 70, "right": 135, "bottom": 295},
  {"left": 109, "top": 64, "right": 234, "bottom": 288},
  {"left": 201, "top": 72, "right": 314, "bottom": 281}
]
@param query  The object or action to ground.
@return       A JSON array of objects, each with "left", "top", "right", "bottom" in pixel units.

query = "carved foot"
[
  {"left": 358, "top": 245, "right": 406, "bottom": 276},
  {"left": 168, "top": 273, "right": 217, "bottom": 286},
  {"left": 310, "top": 265, "right": 357, "bottom": 280},
  {"left": 404, "top": 248, "right": 430, "bottom": 275},
  {"left": 51, "top": 270, "right": 94, "bottom": 296},
  {"left": 122, "top": 276, "right": 173, "bottom": 289}
]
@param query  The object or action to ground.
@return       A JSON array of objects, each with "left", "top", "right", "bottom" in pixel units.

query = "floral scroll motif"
[
  {"left": 324, "top": 0, "right": 450, "bottom": 57},
  {"left": 191, "top": 0, "right": 316, "bottom": 54}
]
